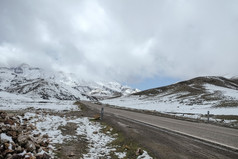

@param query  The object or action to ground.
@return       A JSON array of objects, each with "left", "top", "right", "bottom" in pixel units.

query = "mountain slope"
[
  {"left": 133, "top": 76, "right": 238, "bottom": 107},
  {"left": 102, "top": 76, "right": 238, "bottom": 116},
  {"left": 0, "top": 64, "right": 139, "bottom": 101}
]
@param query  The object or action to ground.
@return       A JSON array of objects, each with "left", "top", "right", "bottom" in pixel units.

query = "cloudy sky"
[{"left": 0, "top": 0, "right": 238, "bottom": 90}]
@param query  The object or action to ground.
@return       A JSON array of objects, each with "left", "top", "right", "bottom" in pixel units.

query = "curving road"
[{"left": 82, "top": 101, "right": 238, "bottom": 151}]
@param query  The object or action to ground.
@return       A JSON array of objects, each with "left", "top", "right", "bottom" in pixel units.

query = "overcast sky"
[{"left": 0, "top": 0, "right": 238, "bottom": 89}]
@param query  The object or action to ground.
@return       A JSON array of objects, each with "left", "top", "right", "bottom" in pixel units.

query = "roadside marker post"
[
  {"left": 207, "top": 111, "right": 210, "bottom": 123},
  {"left": 100, "top": 107, "right": 104, "bottom": 120}
]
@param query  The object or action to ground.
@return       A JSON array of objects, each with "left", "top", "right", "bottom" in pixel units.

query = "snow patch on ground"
[
  {"left": 0, "top": 133, "right": 14, "bottom": 143},
  {"left": 23, "top": 113, "right": 137, "bottom": 158},
  {"left": 102, "top": 95, "right": 238, "bottom": 116},
  {"left": 0, "top": 92, "right": 79, "bottom": 111},
  {"left": 76, "top": 118, "right": 115, "bottom": 158},
  {"left": 115, "top": 152, "right": 127, "bottom": 158},
  {"left": 137, "top": 150, "right": 153, "bottom": 159}
]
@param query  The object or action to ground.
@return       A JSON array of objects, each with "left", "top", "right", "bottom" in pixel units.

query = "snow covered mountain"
[
  {"left": 102, "top": 76, "right": 238, "bottom": 116},
  {"left": 0, "top": 64, "right": 139, "bottom": 101}
]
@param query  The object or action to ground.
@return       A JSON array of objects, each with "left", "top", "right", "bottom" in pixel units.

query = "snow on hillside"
[
  {"left": 102, "top": 77, "right": 238, "bottom": 117},
  {"left": 0, "top": 64, "right": 139, "bottom": 101}
]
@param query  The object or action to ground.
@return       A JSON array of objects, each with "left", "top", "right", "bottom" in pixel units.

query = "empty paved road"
[{"left": 82, "top": 101, "right": 238, "bottom": 151}]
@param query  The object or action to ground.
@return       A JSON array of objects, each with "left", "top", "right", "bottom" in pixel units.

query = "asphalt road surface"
[{"left": 82, "top": 101, "right": 238, "bottom": 151}]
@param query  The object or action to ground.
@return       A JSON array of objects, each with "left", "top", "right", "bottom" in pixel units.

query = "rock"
[
  {"left": 93, "top": 131, "right": 98, "bottom": 134},
  {"left": 37, "top": 147, "right": 43, "bottom": 153},
  {"left": 1, "top": 126, "right": 7, "bottom": 132},
  {"left": 123, "top": 145, "right": 130, "bottom": 150},
  {"left": 42, "top": 153, "right": 50, "bottom": 159},
  {"left": 0, "top": 111, "right": 7, "bottom": 119},
  {"left": 17, "top": 134, "right": 29, "bottom": 146},
  {"left": 24, "top": 153, "right": 34, "bottom": 159},
  {"left": 136, "top": 148, "right": 143, "bottom": 156},
  {"left": 4, "top": 142, "right": 10, "bottom": 149},
  {"left": 39, "top": 139, "right": 49, "bottom": 147},
  {"left": 26, "top": 127, "right": 32, "bottom": 131},
  {"left": 35, "top": 144, "right": 41, "bottom": 150},
  {"left": 0, "top": 118, "right": 5, "bottom": 123},
  {"left": 33, "top": 133, "right": 41, "bottom": 137},
  {"left": 11, "top": 154, "right": 24, "bottom": 159},
  {"left": 11, "top": 142, "right": 16, "bottom": 150},
  {"left": 42, "top": 134, "right": 49, "bottom": 138},
  {"left": 35, "top": 154, "right": 43, "bottom": 159},
  {"left": 7, "top": 131, "right": 18, "bottom": 140},
  {"left": 68, "top": 152, "right": 75, "bottom": 157},
  {"left": 26, "top": 141, "right": 36, "bottom": 152},
  {"left": 3, "top": 149, "right": 14, "bottom": 156},
  {"left": 36, "top": 153, "right": 50, "bottom": 159},
  {"left": 6, "top": 153, "right": 12, "bottom": 159},
  {"left": 4, "top": 119, "right": 15, "bottom": 125},
  {"left": 29, "top": 124, "right": 36, "bottom": 130},
  {"left": 93, "top": 114, "right": 101, "bottom": 120},
  {"left": 42, "top": 147, "right": 49, "bottom": 153},
  {"left": 15, "top": 146, "right": 23, "bottom": 153}
]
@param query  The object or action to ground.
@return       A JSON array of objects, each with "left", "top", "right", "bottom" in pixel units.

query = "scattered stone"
[
  {"left": 136, "top": 148, "right": 144, "bottom": 156},
  {"left": 68, "top": 152, "right": 75, "bottom": 157},
  {"left": 42, "top": 134, "right": 49, "bottom": 138},
  {"left": 11, "top": 154, "right": 24, "bottom": 159},
  {"left": 4, "top": 119, "right": 15, "bottom": 125},
  {"left": 93, "top": 131, "right": 98, "bottom": 134},
  {"left": 15, "top": 146, "right": 23, "bottom": 153},
  {"left": 33, "top": 133, "right": 41, "bottom": 137},
  {"left": 42, "top": 153, "right": 51, "bottom": 159},
  {"left": 26, "top": 141, "right": 36, "bottom": 152},
  {"left": 93, "top": 114, "right": 101, "bottom": 120},
  {"left": 123, "top": 145, "right": 130, "bottom": 150},
  {"left": 0, "top": 111, "right": 7, "bottom": 119},
  {"left": 18, "top": 134, "right": 29, "bottom": 146},
  {"left": 6, "top": 153, "right": 12, "bottom": 159},
  {"left": 0, "top": 111, "right": 52, "bottom": 159}
]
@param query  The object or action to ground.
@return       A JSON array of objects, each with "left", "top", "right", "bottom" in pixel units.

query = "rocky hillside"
[
  {"left": 102, "top": 76, "right": 238, "bottom": 118},
  {"left": 0, "top": 64, "right": 139, "bottom": 101},
  {"left": 133, "top": 76, "right": 238, "bottom": 107}
]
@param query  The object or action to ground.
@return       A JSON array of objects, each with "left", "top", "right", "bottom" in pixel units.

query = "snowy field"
[
  {"left": 102, "top": 95, "right": 238, "bottom": 116},
  {"left": 0, "top": 91, "right": 78, "bottom": 111},
  {"left": 102, "top": 84, "right": 238, "bottom": 125},
  {"left": 0, "top": 92, "right": 152, "bottom": 158}
]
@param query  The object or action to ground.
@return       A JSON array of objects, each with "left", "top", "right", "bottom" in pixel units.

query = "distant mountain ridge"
[
  {"left": 132, "top": 76, "right": 238, "bottom": 107},
  {"left": 0, "top": 64, "right": 139, "bottom": 101},
  {"left": 102, "top": 76, "right": 238, "bottom": 116}
]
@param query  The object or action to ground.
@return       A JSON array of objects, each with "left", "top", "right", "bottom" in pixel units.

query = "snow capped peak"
[
  {"left": 0, "top": 64, "right": 139, "bottom": 100},
  {"left": 18, "top": 63, "right": 30, "bottom": 69}
]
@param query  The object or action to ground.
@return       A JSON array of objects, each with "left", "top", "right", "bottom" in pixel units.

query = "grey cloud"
[{"left": 0, "top": 0, "right": 238, "bottom": 83}]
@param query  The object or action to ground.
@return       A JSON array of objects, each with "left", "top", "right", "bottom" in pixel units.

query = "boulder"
[
  {"left": 0, "top": 111, "right": 7, "bottom": 119},
  {"left": 42, "top": 134, "right": 49, "bottom": 139},
  {"left": 11, "top": 154, "right": 24, "bottom": 159},
  {"left": 68, "top": 152, "right": 75, "bottom": 157},
  {"left": 136, "top": 148, "right": 143, "bottom": 156},
  {"left": 36, "top": 153, "right": 50, "bottom": 159},
  {"left": 26, "top": 141, "right": 36, "bottom": 152},
  {"left": 15, "top": 146, "right": 24, "bottom": 153},
  {"left": 17, "top": 134, "right": 29, "bottom": 146},
  {"left": 4, "top": 119, "right": 15, "bottom": 125}
]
